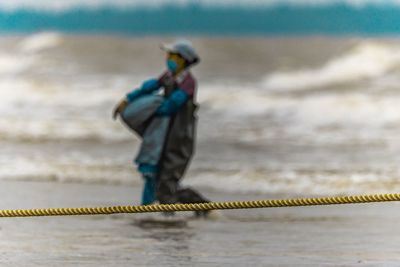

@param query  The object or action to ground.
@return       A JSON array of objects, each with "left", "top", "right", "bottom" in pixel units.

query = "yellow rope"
[{"left": 1, "top": 193, "right": 400, "bottom": 218}]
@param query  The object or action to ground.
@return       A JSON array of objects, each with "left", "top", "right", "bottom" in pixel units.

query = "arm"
[
  {"left": 113, "top": 78, "right": 161, "bottom": 120},
  {"left": 155, "top": 89, "right": 189, "bottom": 116},
  {"left": 126, "top": 78, "right": 161, "bottom": 103}
]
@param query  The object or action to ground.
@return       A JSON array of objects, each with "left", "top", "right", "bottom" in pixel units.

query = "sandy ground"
[{"left": 0, "top": 180, "right": 399, "bottom": 266}]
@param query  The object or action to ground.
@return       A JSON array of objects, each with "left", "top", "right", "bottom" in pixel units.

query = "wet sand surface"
[{"left": 0, "top": 181, "right": 399, "bottom": 266}]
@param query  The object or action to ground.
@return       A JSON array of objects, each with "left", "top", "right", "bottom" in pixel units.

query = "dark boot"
[{"left": 177, "top": 188, "right": 210, "bottom": 217}]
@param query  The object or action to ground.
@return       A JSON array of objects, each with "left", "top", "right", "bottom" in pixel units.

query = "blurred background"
[{"left": 2, "top": 0, "right": 400, "bottom": 196}]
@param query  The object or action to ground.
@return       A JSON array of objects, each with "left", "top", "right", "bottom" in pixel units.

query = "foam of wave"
[
  {"left": 0, "top": 77, "right": 133, "bottom": 141},
  {"left": 1, "top": 35, "right": 400, "bottom": 144},
  {"left": 2, "top": 78, "right": 400, "bottom": 143},
  {"left": 184, "top": 168, "right": 400, "bottom": 195},
  {"left": 0, "top": 53, "right": 36, "bottom": 75},
  {"left": 262, "top": 42, "right": 400, "bottom": 91},
  {"left": 0, "top": 33, "right": 63, "bottom": 76},
  {"left": 18, "top": 32, "right": 63, "bottom": 53},
  {"left": 199, "top": 84, "right": 400, "bottom": 145},
  {"left": 1, "top": 154, "right": 400, "bottom": 195},
  {"left": 0, "top": 157, "right": 137, "bottom": 184},
  {"left": 1, "top": 0, "right": 400, "bottom": 12}
]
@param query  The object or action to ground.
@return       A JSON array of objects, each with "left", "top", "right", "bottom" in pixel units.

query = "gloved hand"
[{"left": 112, "top": 99, "right": 128, "bottom": 120}]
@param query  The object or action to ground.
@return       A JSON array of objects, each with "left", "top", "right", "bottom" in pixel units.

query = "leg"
[
  {"left": 156, "top": 177, "right": 179, "bottom": 204},
  {"left": 135, "top": 117, "right": 170, "bottom": 205},
  {"left": 141, "top": 173, "right": 157, "bottom": 205},
  {"left": 135, "top": 117, "right": 170, "bottom": 167}
]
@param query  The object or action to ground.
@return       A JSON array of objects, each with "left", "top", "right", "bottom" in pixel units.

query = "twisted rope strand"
[{"left": 0, "top": 193, "right": 399, "bottom": 218}]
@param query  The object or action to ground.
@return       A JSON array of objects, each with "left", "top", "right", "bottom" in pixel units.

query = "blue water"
[{"left": 2, "top": 3, "right": 400, "bottom": 35}]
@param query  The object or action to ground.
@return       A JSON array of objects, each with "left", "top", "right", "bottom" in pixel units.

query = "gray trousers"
[{"left": 121, "top": 95, "right": 170, "bottom": 167}]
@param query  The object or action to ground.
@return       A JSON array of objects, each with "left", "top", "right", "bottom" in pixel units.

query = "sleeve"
[
  {"left": 155, "top": 89, "right": 189, "bottom": 116},
  {"left": 126, "top": 78, "right": 161, "bottom": 103},
  {"left": 179, "top": 75, "right": 196, "bottom": 97}
]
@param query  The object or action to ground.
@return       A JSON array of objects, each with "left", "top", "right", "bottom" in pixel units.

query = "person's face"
[{"left": 166, "top": 53, "right": 186, "bottom": 74}]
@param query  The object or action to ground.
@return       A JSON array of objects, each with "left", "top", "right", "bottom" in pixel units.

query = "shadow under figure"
[{"left": 113, "top": 40, "right": 210, "bottom": 217}]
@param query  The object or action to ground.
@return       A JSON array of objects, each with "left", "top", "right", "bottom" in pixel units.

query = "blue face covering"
[{"left": 167, "top": 59, "right": 178, "bottom": 73}]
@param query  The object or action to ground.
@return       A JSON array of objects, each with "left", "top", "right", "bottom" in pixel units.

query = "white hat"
[{"left": 161, "top": 39, "right": 200, "bottom": 65}]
